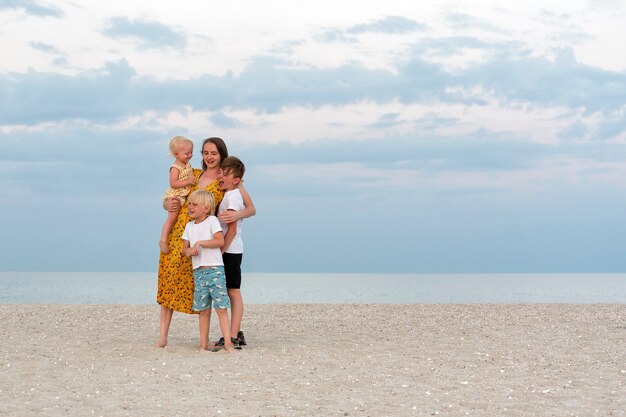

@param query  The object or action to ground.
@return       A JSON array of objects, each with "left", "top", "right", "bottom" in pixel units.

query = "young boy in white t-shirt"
[
  {"left": 181, "top": 190, "right": 236, "bottom": 353},
  {"left": 216, "top": 156, "right": 247, "bottom": 349}
]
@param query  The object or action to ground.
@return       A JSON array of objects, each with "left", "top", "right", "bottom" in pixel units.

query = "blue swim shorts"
[{"left": 193, "top": 266, "right": 230, "bottom": 311}]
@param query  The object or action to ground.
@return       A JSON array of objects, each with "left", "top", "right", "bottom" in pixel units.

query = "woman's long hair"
[{"left": 201, "top": 137, "right": 229, "bottom": 171}]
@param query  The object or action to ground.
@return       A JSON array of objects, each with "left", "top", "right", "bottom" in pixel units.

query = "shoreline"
[
  {"left": 1, "top": 304, "right": 625, "bottom": 416},
  {"left": 3, "top": 272, "right": 626, "bottom": 304}
]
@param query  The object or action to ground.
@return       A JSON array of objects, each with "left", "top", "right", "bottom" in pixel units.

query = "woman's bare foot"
[{"left": 159, "top": 240, "right": 169, "bottom": 254}]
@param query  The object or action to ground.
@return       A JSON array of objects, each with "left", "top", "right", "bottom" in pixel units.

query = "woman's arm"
[{"left": 163, "top": 197, "right": 181, "bottom": 212}]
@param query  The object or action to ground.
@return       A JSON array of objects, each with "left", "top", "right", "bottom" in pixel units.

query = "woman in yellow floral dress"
[{"left": 157, "top": 137, "right": 256, "bottom": 348}]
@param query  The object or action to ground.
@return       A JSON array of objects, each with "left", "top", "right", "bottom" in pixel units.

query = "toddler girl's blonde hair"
[
  {"left": 187, "top": 190, "right": 216, "bottom": 215},
  {"left": 169, "top": 136, "right": 193, "bottom": 156}
]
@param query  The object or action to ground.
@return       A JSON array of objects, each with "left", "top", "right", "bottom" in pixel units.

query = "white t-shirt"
[
  {"left": 217, "top": 189, "right": 244, "bottom": 254},
  {"left": 181, "top": 216, "right": 223, "bottom": 270}
]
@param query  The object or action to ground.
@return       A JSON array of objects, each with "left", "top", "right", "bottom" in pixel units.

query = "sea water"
[{"left": 1, "top": 272, "right": 625, "bottom": 304}]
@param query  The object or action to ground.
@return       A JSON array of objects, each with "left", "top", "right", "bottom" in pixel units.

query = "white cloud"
[
  {"left": 0, "top": 0, "right": 62, "bottom": 17},
  {"left": 102, "top": 16, "right": 187, "bottom": 50},
  {"left": 2, "top": 0, "right": 626, "bottom": 272}
]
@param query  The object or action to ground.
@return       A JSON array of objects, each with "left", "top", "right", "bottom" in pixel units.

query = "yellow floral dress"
[{"left": 157, "top": 169, "right": 224, "bottom": 314}]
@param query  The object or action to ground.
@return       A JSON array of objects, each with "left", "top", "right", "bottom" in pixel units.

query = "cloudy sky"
[{"left": 1, "top": 0, "right": 625, "bottom": 273}]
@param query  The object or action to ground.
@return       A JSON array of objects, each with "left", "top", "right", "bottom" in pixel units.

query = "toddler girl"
[{"left": 159, "top": 136, "right": 197, "bottom": 254}]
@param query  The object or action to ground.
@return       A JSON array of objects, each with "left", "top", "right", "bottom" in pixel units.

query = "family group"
[{"left": 156, "top": 136, "right": 256, "bottom": 353}]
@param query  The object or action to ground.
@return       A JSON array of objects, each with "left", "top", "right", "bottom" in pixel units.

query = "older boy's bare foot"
[
  {"left": 159, "top": 241, "right": 169, "bottom": 254},
  {"left": 156, "top": 340, "right": 167, "bottom": 348}
]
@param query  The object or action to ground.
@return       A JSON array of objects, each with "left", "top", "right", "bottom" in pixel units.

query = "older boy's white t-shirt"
[
  {"left": 181, "top": 216, "right": 223, "bottom": 270},
  {"left": 217, "top": 189, "right": 244, "bottom": 254}
]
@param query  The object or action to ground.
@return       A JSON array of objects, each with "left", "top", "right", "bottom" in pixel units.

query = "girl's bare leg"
[
  {"left": 157, "top": 305, "right": 173, "bottom": 347},
  {"left": 159, "top": 210, "right": 179, "bottom": 254}
]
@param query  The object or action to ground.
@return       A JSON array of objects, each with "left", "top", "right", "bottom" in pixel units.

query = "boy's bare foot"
[
  {"left": 224, "top": 343, "right": 236, "bottom": 353},
  {"left": 200, "top": 341, "right": 217, "bottom": 351},
  {"left": 159, "top": 241, "right": 169, "bottom": 254},
  {"left": 156, "top": 340, "right": 167, "bottom": 348},
  {"left": 210, "top": 345, "right": 237, "bottom": 353}
]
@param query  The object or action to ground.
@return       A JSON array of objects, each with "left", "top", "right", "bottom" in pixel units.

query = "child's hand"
[
  {"left": 190, "top": 242, "right": 201, "bottom": 256},
  {"left": 186, "top": 176, "right": 198, "bottom": 186}
]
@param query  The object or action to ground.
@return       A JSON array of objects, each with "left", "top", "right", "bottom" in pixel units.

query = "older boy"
[{"left": 216, "top": 156, "right": 247, "bottom": 349}]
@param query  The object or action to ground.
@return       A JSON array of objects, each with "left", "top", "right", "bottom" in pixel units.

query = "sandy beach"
[{"left": 1, "top": 304, "right": 624, "bottom": 416}]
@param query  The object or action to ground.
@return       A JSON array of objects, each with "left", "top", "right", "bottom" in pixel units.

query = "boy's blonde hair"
[
  {"left": 169, "top": 136, "right": 193, "bottom": 156},
  {"left": 187, "top": 190, "right": 216, "bottom": 215},
  {"left": 221, "top": 156, "right": 245, "bottom": 179}
]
